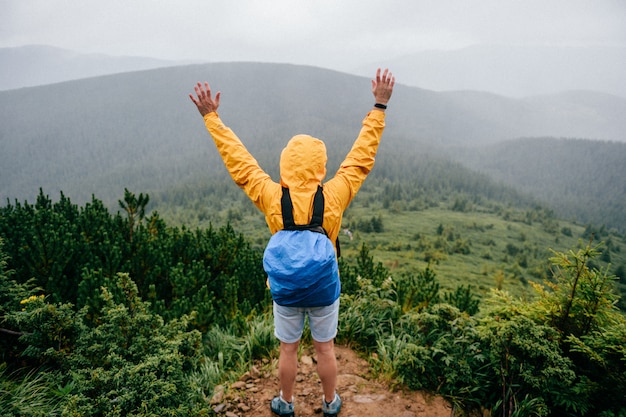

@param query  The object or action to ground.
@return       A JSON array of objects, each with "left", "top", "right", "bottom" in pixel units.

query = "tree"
[
  {"left": 533, "top": 242, "right": 619, "bottom": 339},
  {"left": 395, "top": 265, "right": 440, "bottom": 313},
  {"left": 118, "top": 188, "right": 149, "bottom": 242},
  {"left": 0, "top": 190, "right": 269, "bottom": 332},
  {"left": 529, "top": 241, "right": 626, "bottom": 415}
]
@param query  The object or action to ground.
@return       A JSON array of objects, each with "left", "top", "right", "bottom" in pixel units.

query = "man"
[{"left": 190, "top": 68, "right": 394, "bottom": 417}]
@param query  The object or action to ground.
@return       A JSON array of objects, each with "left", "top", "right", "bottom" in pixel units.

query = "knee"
[
  {"left": 313, "top": 340, "right": 335, "bottom": 357},
  {"left": 280, "top": 341, "right": 299, "bottom": 356}
]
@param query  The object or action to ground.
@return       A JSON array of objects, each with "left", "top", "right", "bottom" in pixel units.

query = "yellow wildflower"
[{"left": 19, "top": 294, "right": 44, "bottom": 304}]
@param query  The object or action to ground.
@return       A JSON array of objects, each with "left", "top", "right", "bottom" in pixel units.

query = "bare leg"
[
  {"left": 279, "top": 341, "right": 299, "bottom": 402},
  {"left": 313, "top": 339, "right": 337, "bottom": 401}
]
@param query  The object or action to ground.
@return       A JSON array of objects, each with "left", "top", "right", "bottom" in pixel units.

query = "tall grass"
[
  {"left": 188, "top": 312, "right": 278, "bottom": 403},
  {"left": 0, "top": 365, "right": 62, "bottom": 417}
]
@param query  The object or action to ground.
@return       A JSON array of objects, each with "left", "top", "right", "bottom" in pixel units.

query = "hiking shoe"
[
  {"left": 322, "top": 393, "right": 342, "bottom": 417},
  {"left": 271, "top": 394, "right": 295, "bottom": 417}
]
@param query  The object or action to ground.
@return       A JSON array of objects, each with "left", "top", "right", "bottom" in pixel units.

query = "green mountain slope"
[
  {"left": 448, "top": 137, "right": 626, "bottom": 232},
  {"left": 1, "top": 62, "right": 624, "bottom": 231}
]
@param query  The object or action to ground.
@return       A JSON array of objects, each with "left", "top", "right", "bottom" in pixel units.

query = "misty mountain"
[
  {"left": 355, "top": 45, "right": 626, "bottom": 98},
  {"left": 5, "top": 44, "right": 626, "bottom": 100},
  {"left": 0, "top": 45, "right": 198, "bottom": 91},
  {"left": 440, "top": 89, "right": 626, "bottom": 142},
  {"left": 447, "top": 138, "right": 626, "bottom": 231},
  {"left": 0, "top": 62, "right": 624, "bottom": 230}
]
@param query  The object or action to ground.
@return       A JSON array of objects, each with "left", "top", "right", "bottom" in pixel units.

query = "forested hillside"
[
  {"left": 1, "top": 62, "right": 624, "bottom": 232},
  {"left": 447, "top": 137, "right": 626, "bottom": 232}
]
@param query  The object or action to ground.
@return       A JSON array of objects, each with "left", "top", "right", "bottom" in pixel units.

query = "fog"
[
  {"left": 2, "top": 0, "right": 625, "bottom": 66},
  {"left": 2, "top": 0, "right": 626, "bottom": 96}
]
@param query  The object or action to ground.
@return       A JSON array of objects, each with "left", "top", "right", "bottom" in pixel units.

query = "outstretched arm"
[
  {"left": 327, "top": 69, "right": 395, "bottom": 205},
  {"left": 371, "top": 68, "right": 395, "bottom": 111},
  {"left": 188, "top": 82, "right": 273, "bottom": 211},
  {"left": 189, "top": 82, "right": 221, "bottom": 116}
]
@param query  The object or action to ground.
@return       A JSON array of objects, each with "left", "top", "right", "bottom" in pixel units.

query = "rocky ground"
[{"left": 209, "top": 344, "right": 454, "bottom": 417}]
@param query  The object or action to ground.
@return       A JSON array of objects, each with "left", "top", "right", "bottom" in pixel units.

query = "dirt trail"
[{"left": 210, "top": 344, "right": 453, "bottom": 417}]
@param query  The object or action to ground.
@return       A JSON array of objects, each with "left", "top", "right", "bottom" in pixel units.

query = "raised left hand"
[{"left": 189, "top": 82, "right": 221, "bottom": 116}]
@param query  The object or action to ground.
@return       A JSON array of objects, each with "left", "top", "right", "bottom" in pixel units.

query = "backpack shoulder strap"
[
  {"left": 280, "top": 186, "right": 341, "bottom": 257},
  {"left": 281, "top": 186, "right": 324, "bottom": 229},
  {"left": 310, "top": 186, "right": 324, "bottom": 227},
  {"left": 280, "top": 187, "right": 295, "bottom": 228}
]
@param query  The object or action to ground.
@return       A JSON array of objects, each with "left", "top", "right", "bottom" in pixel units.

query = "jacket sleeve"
[
  {"left": 328, "top": 110, "right": 386, "bottom": 207},
  {"left": 203, "top": 112, "right": 272, "bottom": 210}
]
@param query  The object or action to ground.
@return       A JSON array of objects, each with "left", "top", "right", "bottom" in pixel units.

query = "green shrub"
[
  {"left": 339, "top": 243, "right": 390, "bottom": 295},
  {"left": 530, "top": 242, "right": 626, "bottom": 415},
  {"left": 477, "top": 310, "right": 578, "bottom": 416},
  {"left": 394, "top": 266, "right": 440, "bottom": 312},
  {"left": 443, "top": 285, "right": 480, "bottom": 315},
  {"left": 0, "top": 237, "right": 42, "bottom": 364},
  {"left": 395, "top": 305, "right": 485, "bottom": 410},
  {"left": 338, "top": 275, "right": 399, "bottom": 350},
  {"left": 5, "top": 273, "right": 210, "bottom": 416},
  {"left": 0, "top": 191, "right": 269, "bottom": 333}
]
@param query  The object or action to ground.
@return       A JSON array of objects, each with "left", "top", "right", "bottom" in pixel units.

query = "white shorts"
[{"left": 273, "top": 298, "right": 340, "bottom": 343}]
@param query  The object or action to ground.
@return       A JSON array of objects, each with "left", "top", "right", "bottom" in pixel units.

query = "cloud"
[{"left": 1, "top": 0, "right": 625, "bottom": 71}]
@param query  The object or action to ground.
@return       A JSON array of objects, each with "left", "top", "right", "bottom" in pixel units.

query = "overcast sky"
[{"left": 2, "top": 0, "right": 625, "bottom": 72}]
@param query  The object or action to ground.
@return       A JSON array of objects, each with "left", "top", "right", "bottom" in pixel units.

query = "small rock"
[
  {"left": 210, "top": 385, "right": 224, "bottom": 404},
  {"left": 238, "top": 403, "right": 251, "bottom": 412},
  {"left": 213, "top": 403, "right": 227, "bottom": 413},
  {"left": 301, "top": 355, "right": 313, "bottom": 366},
  {"left": 225, "top": 412, "right": 239, "bottom": 417},
  {"left": 353, "top": 394, "right": 386, "bottom": 403},
  {"left": 231, "top": 381, "right": 246, "bottom": 390}
]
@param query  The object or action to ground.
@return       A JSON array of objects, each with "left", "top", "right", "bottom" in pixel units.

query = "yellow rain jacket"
[{"left": 202, "top": 109, "right": 386, "bottom": 251}]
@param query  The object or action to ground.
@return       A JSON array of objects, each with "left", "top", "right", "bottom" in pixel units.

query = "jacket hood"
[{"left": 279, "top": 134, "right": 327, "bottom": 190}]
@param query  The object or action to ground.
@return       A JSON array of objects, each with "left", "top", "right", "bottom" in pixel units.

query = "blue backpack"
[{"left": 263, "top": 186, "right": 340, "bottom": 307}]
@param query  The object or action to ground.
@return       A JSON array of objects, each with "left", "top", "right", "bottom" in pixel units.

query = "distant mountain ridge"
[
  {"left": 0, "top": 62, "right": 624, "bottom": 231},
  {"left": 5, "top": 44, "right": 626, "bottom": 99},
  {"left": 354, "top": 45, "right": 626, "bottom": 98},
  {"left": 0, "top": 45, "right": 199, "bottom": 91}
]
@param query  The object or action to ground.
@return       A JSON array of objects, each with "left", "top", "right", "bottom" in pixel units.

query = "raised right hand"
[{"left": 371, "top": 68, "right": 395, "bottom": 105}]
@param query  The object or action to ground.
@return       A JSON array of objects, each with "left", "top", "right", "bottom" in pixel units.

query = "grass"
[
  {"left": 0, "top": 365, "right": 61, "bottom": 417},
  {"left": 338, "top": 203, "right": 592, "bottom": 298}
]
